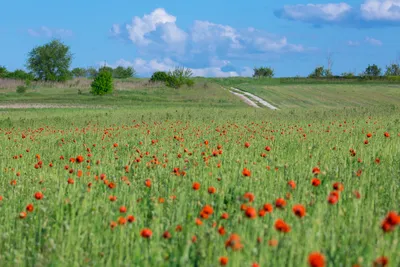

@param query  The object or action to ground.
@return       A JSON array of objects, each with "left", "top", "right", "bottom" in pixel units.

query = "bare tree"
[{"left": 326, "top": 50, "right": 334, "bottom": 74}]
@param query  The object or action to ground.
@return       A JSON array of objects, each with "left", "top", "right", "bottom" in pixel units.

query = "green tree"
[
  {"left": 90, "top": 68, "right": 113, "bottom": 95},
  {"left": 6, "top": 69, "right": 34, "bottom": 80},
  {"left": 308, "top": 66, "right": 333, "bottom": 78},
  {"left": 363, "top": 64, "right": 381, "bottom": 77},
  {"left": 165, "top": 67, "right": 193, "bottom": 88},
  {"left": 0, "top": 66, "right": 8, "bottom": 78},
  {"left": 113, "top": 66, "right": 135, "bottom": 79},
  {"left": 253, "top": 67, "right": 274, "bottom": 78},
  {"left": 71, "top": 68, "right": 87, "bottom": 78},
  {"left": 27, "top": 39, "right": 72, "bottom": 82},
  {"left": 384, "top": 63, "right": 400, "bottom": 76},
  {"left": 150, "top": 71, "right": 169, "bottom": 82},
  {"left": 87, "top": 67, "right": 98, "bottom": 78}
]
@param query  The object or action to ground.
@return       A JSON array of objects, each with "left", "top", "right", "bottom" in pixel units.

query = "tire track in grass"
[{"left": 230, "top": 87, "right": 279, "bottom": 110}]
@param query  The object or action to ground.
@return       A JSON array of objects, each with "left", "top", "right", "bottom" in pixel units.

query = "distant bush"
[
  {"left": 253, "top": 66, "right": 274, "bottom": 78},
  {"left": 385, "top": 63, "right": 400, "bottom": 76},
  {"left": 166, "top": 67, "right": 194, "bottom": 89},
  {"left": 6, "top": 69, "right": 34, "bottom": 80},
  {"left": 16, "top": 85, "right": 27, "bottom": 94},
  {"left": 309, "top": 66, "right": 332, "bottom": 78},
  {"left": 71, "top": 68, "right": 87, "bottom": 78},
  {"left": 113, "top": 66, "right": 135, "bottom": 79},
  {"left": 0, "top": 66, "right": 8, "bottom": 78},
  {"left": 150, "top": 71, "right": 169, "bottom": 82},
  {"left": 90, "top": 69, "right": 113, "bottom": 95},
  {"left": 362, "top": 64, "right": 381, "bottom": 77},
  {"left": 341, "top": 72, "right": 356, "bottom": 78}
]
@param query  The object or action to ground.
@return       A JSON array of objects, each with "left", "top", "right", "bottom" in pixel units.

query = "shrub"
[
  {"left": 90, "top": 69, "right": 113, "bottom": 95},
  {"left": 150, "top": 71, "right": 169, "bottom": 82},
  {"left": 363, "top": 64, "right": 381, "bottom": 77},
  {"left": 16, "top": 86, "right": 27, "bottom": 94},
  {"left": 166, "top": 67, "right": 193, "bottom": 89},
  {"left": 113, "top": 66, "right": 135, "bottom": 79},
  {"left": 253, "top": 66, "right": 274, "bottom": 78}
]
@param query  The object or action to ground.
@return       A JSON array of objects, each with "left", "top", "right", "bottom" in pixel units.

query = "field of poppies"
[{"left": 0, "top": 88, "right": 400, "bottom": 266}]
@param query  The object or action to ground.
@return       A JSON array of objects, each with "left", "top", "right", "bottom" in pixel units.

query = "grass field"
[{"left": 0, "top": 79, "right": 399, "bottom": 267}]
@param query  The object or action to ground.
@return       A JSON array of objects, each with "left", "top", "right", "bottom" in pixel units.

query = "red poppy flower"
[
  {"left": 292, "top": 204, "right": 306, "bottom": 218},
  {"left": 288, "top": 180, "right": 296, "bottom": 189},
  {"left": 140, "top": 228, "right": 152, "bottom": 238},
  {"left": 119, "top": 206, "right": 127, "bottom": 213},
  {"left": 163, "top": 231, "right": 171, "bottom": 239},
  {"left": 333, "top": 182, "right": 344, "bottom": 191},
  {"left": 219, "top": 257, "right": 228, "bottom": 266},
  {"left": 373, "top": 256, "right": 389, "bottom": 267},
  {"left": 242, "top": 168, "right": 251, "bottom": 177},
  {"left": 274, "top": 219, "right": 291, "bottom": 233},
  {"left": 208, "top": 187, "right": 216, "bottom": 194},
  {"left": 312, "top": 178, "right": 321, "bottom": 187},
  {"left": 19, "top": 212, "right": 27, "bottom": 219},
  {"left": 263, "top": 203, "right": 273, "bottom": 213},
  {"left": 192, "top": 182, "right": 201, "bottom": 190},
  {"left": 34, "top": 192, "right": 43, "bottom": 200},
  {"left": 275, "top": 198, "right": 286, "bottom": 209},
  {"left": 245, "top": 207, "right": 257, "bottom": 219},
  {"left": 221, "top": 213, "right": 229, "bottom": 219},
  {"left": 127, "top": 215, "right": 135, "bottom": 223},
  {"left": 244, "top": 142, "right": 250, "bottom": 148},
  {"left": 308, "top": 252, "right": 325, "bottom": 267},
  {"left": 26, "top": 203, "right": 34, "bottom": 212},
  {"left": 243, "top": 192, "right": 255, "bottom": 202},
  {"left": 312, "top": 167, "right": 321, "bottom": 174}
]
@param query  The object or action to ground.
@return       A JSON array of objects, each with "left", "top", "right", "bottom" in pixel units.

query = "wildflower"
[
  {"left": 26, "top": 203, "right": 34, "bottom": 212},
  {"left": 312, "top": 178, "right": 321, "bottom": 187},
  {"left": 308, "top": 252, "right": 325, "bottom": 267},
  {"left": 292, "top": 204, "right": 306, "bottom": 218},
  {"left": 140, "top": 228, "right": 152, "bottom": 238},
  {"left": 242, "top": 168, "right": 251, "bottom": 177},
  {"left": 245, "top": 207, "right": 257, "bottom": 219},
  {"left": 34, "top": 192, "right": 43, "bottom": 200},
  {"left": 274, "top": 219, "right": 291, "bottom": 233},
  {"left": 373, "top": 256, "right": 389, "bottom": 267},
  {"left": 243, "top": 192, "right": 255, "bottom": 202},
  {"left": 219, "top": 257, "right": 228, "bottom": 266},
  {"left": 275, "top": 198, "right": 286, "bottom": 209},
  {"left": 192, "top": 182, "right": 201, "bottom": 190}
]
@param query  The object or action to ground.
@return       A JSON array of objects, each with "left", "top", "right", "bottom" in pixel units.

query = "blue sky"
[{"left": 1, "top": 0, "right": 400, "bottom": 77}]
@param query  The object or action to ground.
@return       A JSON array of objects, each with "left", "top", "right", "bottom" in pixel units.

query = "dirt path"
[
  {"left": 230, "top": 87, "right": 278, "bottom": 110},
  {"left": 230, "top": 91, "right": 260, "bottom": 108}
]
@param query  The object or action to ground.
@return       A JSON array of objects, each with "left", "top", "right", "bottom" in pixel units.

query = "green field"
[{"left": 0, "top": 80, "right": 399, "bottom": 267}]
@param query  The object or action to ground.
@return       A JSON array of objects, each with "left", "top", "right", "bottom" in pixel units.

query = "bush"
[
  {"left": 6, "top": 69, "right": 34, "bottom": 80},
  {"left": 16, "top": 86, "right": 27, "bottom": 94},
  {"left": 90, "top": 69, "right": 113, "bottom": 95},
  {"left": 166, "top": 67, "right": 193, "bottom": 89},
  {"left": 150, "top": 71, "right": 169, "bottom": 82},
  {"left": 0, "top": 66, "right": 8, "bottom": 78},
  {"left": 113, "top": 66, "right": 135, "bottom": 79},
  {"left": 253, "top": 66, "right": 274, "bottom": 78}
]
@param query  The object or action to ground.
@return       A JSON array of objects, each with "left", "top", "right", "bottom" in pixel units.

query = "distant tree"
[
  {"left": 165, "top": 67, "right": 194, "bottom": 88},
  {"left": 99, "top": 66, "right": 113, "bottom": 75},
  {"left": 0, "top": 65, "right": 8, "bottom": 78},
  {"left": 91, "top": 68, "right": 113, "bottom": 95},
  {"left": 341, "top": 71, "right": 356, "bottom": 78},
  {"left": 87, "top": 67, "right": 98, "bottom": 78},
  {"left": 71, "top": 67, "right": 87, "bottom": 78},
  {"left": 253, "top": 66, "right": 274, "bottom": 78},
  {"left": 308, "top": 66, "right": 325, "bottom": 78},
  {"left": 150, "top": 71, "right": 169, "bottom": 82},
  {"left": 6, "top": 69, "right": 34, "bottom": 80},
  {"left": 27, "top": 39, "right": 72, "bottom": 82},
  {"left": 363, "top": 64, "right": 381, "bottom": 77},
  {"left": 384, "top": 63, "right": 400, "bottom": 76},
  {"left": 113, "top": 66, "right": 135, "bottom": 78}
]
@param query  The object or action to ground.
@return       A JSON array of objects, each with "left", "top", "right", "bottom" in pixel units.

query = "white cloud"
[
  {"left": 361, "top": 0, "right": 400, "bottom": 21},
  {"left": 365, "top": 36, "right": 383, "bottom": 45},
  {"left": 27, "top": 26, "right": 73, "bottom": 38},
  {"left": 99, "top": 57, "right": 253, "bottom": 78},
  {"left": 347, "top": 40, "right": 360, "bottom": 46},
  {"left": 276, "top": 3, "right": 352, "bottom": 23},
  {"left": 276, "top": 0, "right": 400, "bottom": 26}
]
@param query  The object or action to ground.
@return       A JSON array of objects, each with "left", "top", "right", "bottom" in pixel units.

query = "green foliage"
[
  {"left": 16, "top": 85, "right": 28, "bottom": 94},
  {"left": 363, "top": 64, "right": 381, "bottom": 77},
  {"left": 150, "top": 71, "right": 169, "bottom": 82},
  {"left": 87, "top": 67, "right": 98, "bottom": 78},
  {"left": 27, "top": 39, "right": 72, "bottom": 82},
  {"left": 309, "top": 66, "right": 332, "bottom": 78},
  {"left": 253, "top": 66, "right": 274, "bottom": 78},
  {"left": 0, "top": 65, "right": 8, "bottom": 78},
  {"left": 90, "top": 69, "right": 114, "bottom": 95},
  {"left": 341, "top": 72, "right": 356, "bottom": 78},
  {"left": 99, "top": 66, "right": 113, "bottom": 74},
  {"left": 165, "top": 67, "right": 194, "bottom": 89},
  {"left": 71, "top": 68, "right": 87, "bottom": 78},
  {"left": 6, "top": 69, "right": 34, "bottom": 80},
  {"left": 385, "top": 63, "right": 400, "bottom": 76},
  {"left": 113, "top": 66, "right": 135, "bottom": 79}
]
